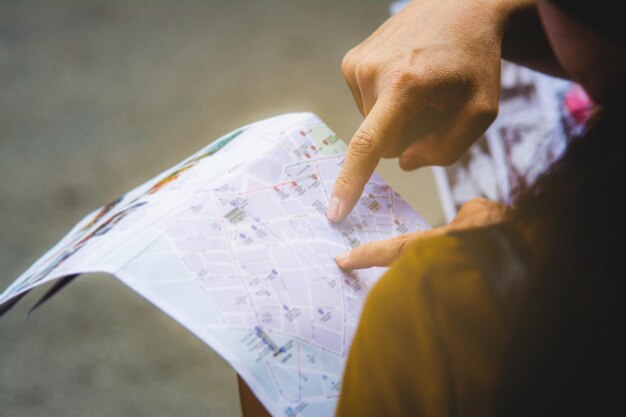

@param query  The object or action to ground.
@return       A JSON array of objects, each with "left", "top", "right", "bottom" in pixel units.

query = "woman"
[{"left": 333, "top": 0, "right": 626, "bottom": 416}]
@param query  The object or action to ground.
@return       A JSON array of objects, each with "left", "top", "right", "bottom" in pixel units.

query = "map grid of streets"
[{"left": 1, "top": 113, "right": 430, "bottom": 417}]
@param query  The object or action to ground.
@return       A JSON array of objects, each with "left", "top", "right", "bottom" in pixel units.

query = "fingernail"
[
  {"left": 326, "top": 196, "right": 342, "bottom": 222},
  {"left": 335, "top": 250, "right": 351, "bottom": 263}
]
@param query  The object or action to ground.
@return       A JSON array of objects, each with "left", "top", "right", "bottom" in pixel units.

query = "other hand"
[{"left": 335, "top": 198, "right": 508, "bottom": 269}]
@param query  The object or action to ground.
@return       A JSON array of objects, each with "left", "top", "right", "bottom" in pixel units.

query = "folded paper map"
[{"left": 0, "top": 113, "right": 429, "bottom": 417}]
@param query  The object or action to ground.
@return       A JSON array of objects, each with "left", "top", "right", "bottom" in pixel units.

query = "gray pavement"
[{"left": 0, "top": 1, "right": 443, "bottom": 416}]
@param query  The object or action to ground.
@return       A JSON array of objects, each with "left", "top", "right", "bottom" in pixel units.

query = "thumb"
[
  {"left": 335, "top": 226, "right": 449, "bottom": 269},
  {"left": 335, "top": 235, "right": 411, "bottom": 269}
]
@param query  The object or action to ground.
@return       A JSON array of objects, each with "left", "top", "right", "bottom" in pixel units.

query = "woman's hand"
[
  {"left": 335, "top": 198, "right": 508, "bottom": 269},
  {"left": 327, "top": 0, "right": 524, "bottom": 223}
]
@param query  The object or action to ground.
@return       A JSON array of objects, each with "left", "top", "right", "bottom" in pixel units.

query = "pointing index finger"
[{"left": 327, "top": 93, "right": 411, "bottom": 223}]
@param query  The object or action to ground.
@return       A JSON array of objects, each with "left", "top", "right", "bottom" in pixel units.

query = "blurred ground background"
[{"left": 0, "top": 1, "right": 443, "bottom": 416}]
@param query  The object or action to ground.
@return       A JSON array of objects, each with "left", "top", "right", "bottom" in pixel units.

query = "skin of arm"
[{"left": 501, "top": 0, "right": 566, "bottom": 76}]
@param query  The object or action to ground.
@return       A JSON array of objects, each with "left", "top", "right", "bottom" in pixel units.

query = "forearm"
[{"left": 496, "top": 0, "right": 567, "bottom": 77}]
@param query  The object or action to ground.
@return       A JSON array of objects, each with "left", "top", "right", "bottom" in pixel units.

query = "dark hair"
[
  {"left": 549, "top": 0, "right": 626, "bottom": 45},
  {"left": 495, "top": 108, "right": 626, "bottom": 415}
]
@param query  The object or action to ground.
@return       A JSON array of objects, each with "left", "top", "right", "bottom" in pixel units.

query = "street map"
[{"left": 0, "top": 113, "right": 430, "bottom": 417}]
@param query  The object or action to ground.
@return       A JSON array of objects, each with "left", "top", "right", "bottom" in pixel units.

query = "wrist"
[
  {"left": 491, "top": 0, "right": 537, "bottom": 39},
  {"left": 496, "top": 0, "right": 565, "bottom": 75}
]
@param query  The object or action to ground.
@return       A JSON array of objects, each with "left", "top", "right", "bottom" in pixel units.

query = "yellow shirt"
[{"left": 336, "top": 227, "right": 529, "bottom": 417}]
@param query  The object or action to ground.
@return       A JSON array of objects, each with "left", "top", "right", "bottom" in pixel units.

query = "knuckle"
[
  {"left": 354, "top": 243, "right": 376, "bottom": 265},
  {"left": 362, "top": 243, "right": 377, "bottom": 260},
  {"left": 471, "top": 101, "right": 499, "bottom": 128},
  {"left": 354, "top": 62, "right": 375, "bottom": 87},
  {"left": 455, "top": 197, "right": 504, "bottom": 227},
  {"left": 389, "top": 236, "right": 408, "bottom": 257},
  {"left": 333, "top": 173, "right": 353, "bottom": 193},
  {"left": 350, "top": 128, "right": 381, "bottom": 155},
  {"left": 384, "top": 70, "right": 424, "bottom": 111},
  {"left": 462, "top": 197, "right": 489, "bottom": 211},
  {"left": 471, "top": 197, "right": 490, "bottom": 206},
  {"left": 386, "top": 68, "right": 415, "bottom": 90},
  {"left": 341, "top": 50, "right": 356, "bottom": 76}
]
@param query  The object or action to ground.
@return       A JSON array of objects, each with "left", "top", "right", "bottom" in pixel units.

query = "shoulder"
[
  {"left": 368, "top": 224, "right": 530, "bottom": 322},
  {"left": 338, "top": 228, "right": 524, "bottom": 417},
  {"left": 337, "top": 234, "right": 477, "bottom": 417}
]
